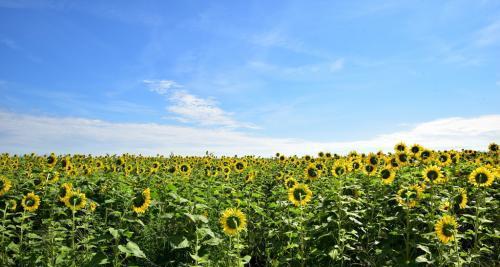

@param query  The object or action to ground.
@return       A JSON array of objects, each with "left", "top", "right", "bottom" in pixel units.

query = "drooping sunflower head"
[
  {"left": 220, "top": 208, "right": 247, "bottom": 236},
  {"left": 6, "top": 198, "right": 17, "bottom": 211},
  {"left": 64, "top": 190, "right": 87, "bottom": 211},
  {"left": 288, "top": 183, "right": 313, "bottom": 206},
  {"left": 22, "top": 192, "right": 41, "bottom": 212},
  {"left": 422, "top": 166, "right": 444, "bottom": 184},
  {"left": 0, "top": 176, "right": 12, "bottom": 196},
  {"left": 435, "top": 215, "right": 458, "bottom": 244},
  {"left": 468, "top": 167, "right": 494, "bottom": 187},
  {"left": 304, "top": 163, "right": 321, "bottom": 180},
  {"left": 380, "top": 167, "right": 396, "bottom": 185},
  {"left": 132, "top": 188, "right": 151, "bottom": 214},
  {"left": 394, "top": 142, "right": 407, "bottom": 153},
  {"left": 396, "top": 184, "right": 423, "bottom": 208}
]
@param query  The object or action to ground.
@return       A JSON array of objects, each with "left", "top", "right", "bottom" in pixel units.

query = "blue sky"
[{"left": 0, "top": 0, "right": 499, "bottom": 155}]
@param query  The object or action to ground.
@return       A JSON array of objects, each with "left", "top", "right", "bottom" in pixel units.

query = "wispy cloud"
[
  {"left": 144, "top": 80, "right": 257, "bottom": 129},
  {"left": 248, "top": 58, "right": 344, "bottom": 77},
  {"left": 1, "top": 111, "right": 498, "bottom": 156},
  {"left": 475, "top": 19, "right": 500, "bottom": 47},
  {"left": 143, "top": 79, "right": 182, "bottom": 95}
]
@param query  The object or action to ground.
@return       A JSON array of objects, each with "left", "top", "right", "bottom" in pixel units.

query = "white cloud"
[
  {"left": 0, "top": 111, "right": 498, "bottom": 156},
  {"left": 167, "top": 90, "right": 258, "bottom": 129},
  {"left": 144, "top": 80, "right": 257, "bottom": 129},
  {"left": 329, "top": 59, "right": 344, "bottom": 72},
  {"left": 143, "top": 79, "right": 182, "bottom": 95}
]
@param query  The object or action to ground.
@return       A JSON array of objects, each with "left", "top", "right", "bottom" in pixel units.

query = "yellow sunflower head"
[
  {"left": 63, "top": 190, "right": 87, "bottom": 211},
  {"left": 219, "top": 208, "right": 247, "bottom": 236},
  {"left": 7, "top": 199, "right": 17, "bottom": 211},
  {"left": 422, "top": 166, "right": 445, "bottom": 184},
  {"left": 409, "top": 144, "right": 423, "bottom": 156},
  {"left": 435, "top": 215, "right": 458, "bottom": 244},
  {"left": 304, "top": 163, "right": 321, "bottom": 180},
  {"left": 363, "top": 163, "right": 377, "bottom": 176},
  {"left": 58, "top": 183, "right": 73, "bottom": 202},
  {"left": 22, "top": 192, "right": 41, "bottom": 212},
  {"left": 332, "top": 161, "right": 347, "bottom": 177},
  {"left": 0, "top": 176, "right": 12, "bottom": 196},
  {"left": 288, "top": 183, "right": 313, "bottom": 206},
  {"left": 394, "top": 142, "right": 407, "bottom": 153},
  {"left": 234, "top": 160, "right": 246, "bottom": 173},
  {"left": 244, "top": 170, "right": 256, "bottom": 183},
  {"left": 284, "top": 176, "right": 298, "bottom": 189},
  {"left": 488, "top": 142, "right": 498, "bottom": 153},
  {"left": 468, "top": 167, "right": 494, "bottom": 187},
  {"left": 437, "top": 153, "right": 452, "bottom": 166},
  {"left": 439, "top": 200, "right": 451, "bottom": 212},
  {"left": 132, "top": 188, "right": 151, "bottom": 214},
  {"left": 380, "top": 167, "right": 396, "bottom": 185}
]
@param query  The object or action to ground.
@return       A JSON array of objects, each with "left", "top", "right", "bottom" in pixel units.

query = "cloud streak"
[{"left": 0, "top": 111, "right": 498, "bottom": 156}]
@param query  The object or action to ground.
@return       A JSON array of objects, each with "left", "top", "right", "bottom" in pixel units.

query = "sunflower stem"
[
  {"left": 1, "top": 205, "right": 7, "bottom": 264},
  {"left": 405, "top": 207, "right": 411, "bottom": 265},
  {"left": 454, "top": 230, "right": 461, "bottom": 267}
]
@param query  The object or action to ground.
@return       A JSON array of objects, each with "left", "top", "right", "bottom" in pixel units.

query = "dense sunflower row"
[{"left": 0, "top": 142, "right": 498, "bottom": 266}]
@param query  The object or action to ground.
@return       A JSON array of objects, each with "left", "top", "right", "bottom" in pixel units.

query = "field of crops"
[{"left": 0, "top": 142, "right": 498, "bottom": 266}]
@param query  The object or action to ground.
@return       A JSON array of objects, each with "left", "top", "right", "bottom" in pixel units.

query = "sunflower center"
[
  {"left": 411, "top": 147, "right": 420, "bottom": 153},
  {"left": 421, "top": 151, "right": 430, "bottom": 159},
  {"left": 226, "top": 215, "right": 240, "bottom": 229},
  {"left": 439, "top": 156, "right": 448, "bottom": 162},
  {"left": 427, "top": 170, "right": 438, "bottom": 181},
  {"left": 70, "top": 195, "right": 82, "bottom": 206},
  {"left": 26, "top": 198, "right": 35, "bottom": 207},
  {"left": 133, "top": 193, "right": 146, "bottom": 207},
  {"left": 475, "top": 173, "right": 488, "bottom": 184},
  {"left": 47, "top": 156, "right": 55, "bottom": 164},
  {"left": 352, "top": 162, "right": 360, "bottom": 169},
  {"left": 59, "top": 187, "right": 67, "bottom": 198},
  {"left": 286, "top": 180, "right": 295, "bottom": 188},
  {"left": 0, "top": 180, "right": 4, "bottom": 189},
  {"left": 370, "top": 157, "right": 378, "bottom": 165},
  {"left": 398, "top": 154, "right": 407, "bottom": 162},
  {"left": 236, "top": 162, "right": 244, "bottom": 170},
  {"left": 181, "top": 165, "right": 188, "bottom": 172},
  {"left": 365, "top": 165, "right": 374, "bottom": 172},
  {"left": 307, "top": 168, "right": 317, "bottom": 178},
  {"left": 293, "top": 188, "right": 307, "bottom": 201},
  {"left": 335, "top": 167, "right": 344, "bottom": 176},
  {"left": 397, "top": 145, "right": 405, "bottom": 151},
  {"left": 442, "top": 224, "right": 455, "bottom": 237},
  {"left": 381, "top": 170, "right": 391, "bottom": 179}
]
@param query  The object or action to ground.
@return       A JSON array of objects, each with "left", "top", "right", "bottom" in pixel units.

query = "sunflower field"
[{"left": 0, "top": 143, "right": 498, "bottom": 267}]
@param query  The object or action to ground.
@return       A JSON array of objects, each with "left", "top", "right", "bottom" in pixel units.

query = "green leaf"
[
  {"left": 109, "top": 228, "right": 120, "bottom": 239},
  {"left": 126, "top": 241, "right": 147, "bottom": 258}
]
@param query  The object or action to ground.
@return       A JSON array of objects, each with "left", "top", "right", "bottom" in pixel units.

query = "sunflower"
[
  {"left": 394, "top": 142, "right": 407, "bottom": 152},
  {"left": 7, "top": 199, "right": 17, "bottom": 211},
  {"left": 363, "top": 163, "right": 377, "bottom": 176},
  {"left": 422, "top": 166, "right": 445, "bottom": 184},
  {"left": 0, "top": 176, "right": 12, "bottom": 196},
  {"left": 288, "top": 183, "right": 313, "bottom": 206},
  {"left": 21, "top": 192, "right": 40, "bottom": 212},
  {"left": 234, "top": 160, "right": 246, "bottom": 173},
  {"left": 395, "top": 152, "right": 409, "bottom": 165},
  {"left": 409, "top": 144, "right": 423, "bottom": 156},
  {"left": 332, "top": 161, "right": 347, "bottom": 177},
  {"left": 488, "top": 142, "right": 498, "bottom": 153},
  {"left": 380, "top": 167, "right": 396, "bottom": 184},
  {"left": 366, "top": 153, "right": 379, "bottom": 165},
  {"left": 63, "top": 190, "right": 87, "bottom": 211},
  {"left": 435, "top": 215, "right": 458, "bottom": 244},
  {"left": 419, "top": 149, "right": 433, "bottom": 163},
  {"left": 179, "top": 163, "right": 192, "bottom": 177},
  {"left": 89, "top": 201, "right": 97, "bottom": 212},
  {"left": 244, "top": 170, "right": 255, "bottom": 183},
  {"left": 284, "top": 177, "right": 298, "bottom": 189},
  {"left": 58, "top": 183, "right": 73, "bottom": 202},
  {"left": 468, "top": 167, "right": 494, "bottom": 187},
  {"left": 220, "top": 208, "right": 247, "bottom": 236},
  {"left": 349, "top": 158, "right": 362, "bottom": 172},
  {"left": 439, "top": 200, "right": 451, "bottom": 212},
  {"left": 132, "top": 188, "right": 151, "bottom": 214},
  {"left": 46, "top": 153, "right": 57, "bottom": 168},
  {"left": 437, "top": 153, "right": 452, "bottom": 166},
  {"left": 453, "top": 188, "right": 468, "bottom": 210},
  {"left": 396, "top": 184, "right": 423, "bottom": 208},
  {"left": 304, "top": 163, "right": 321, "bottom": 180}
]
